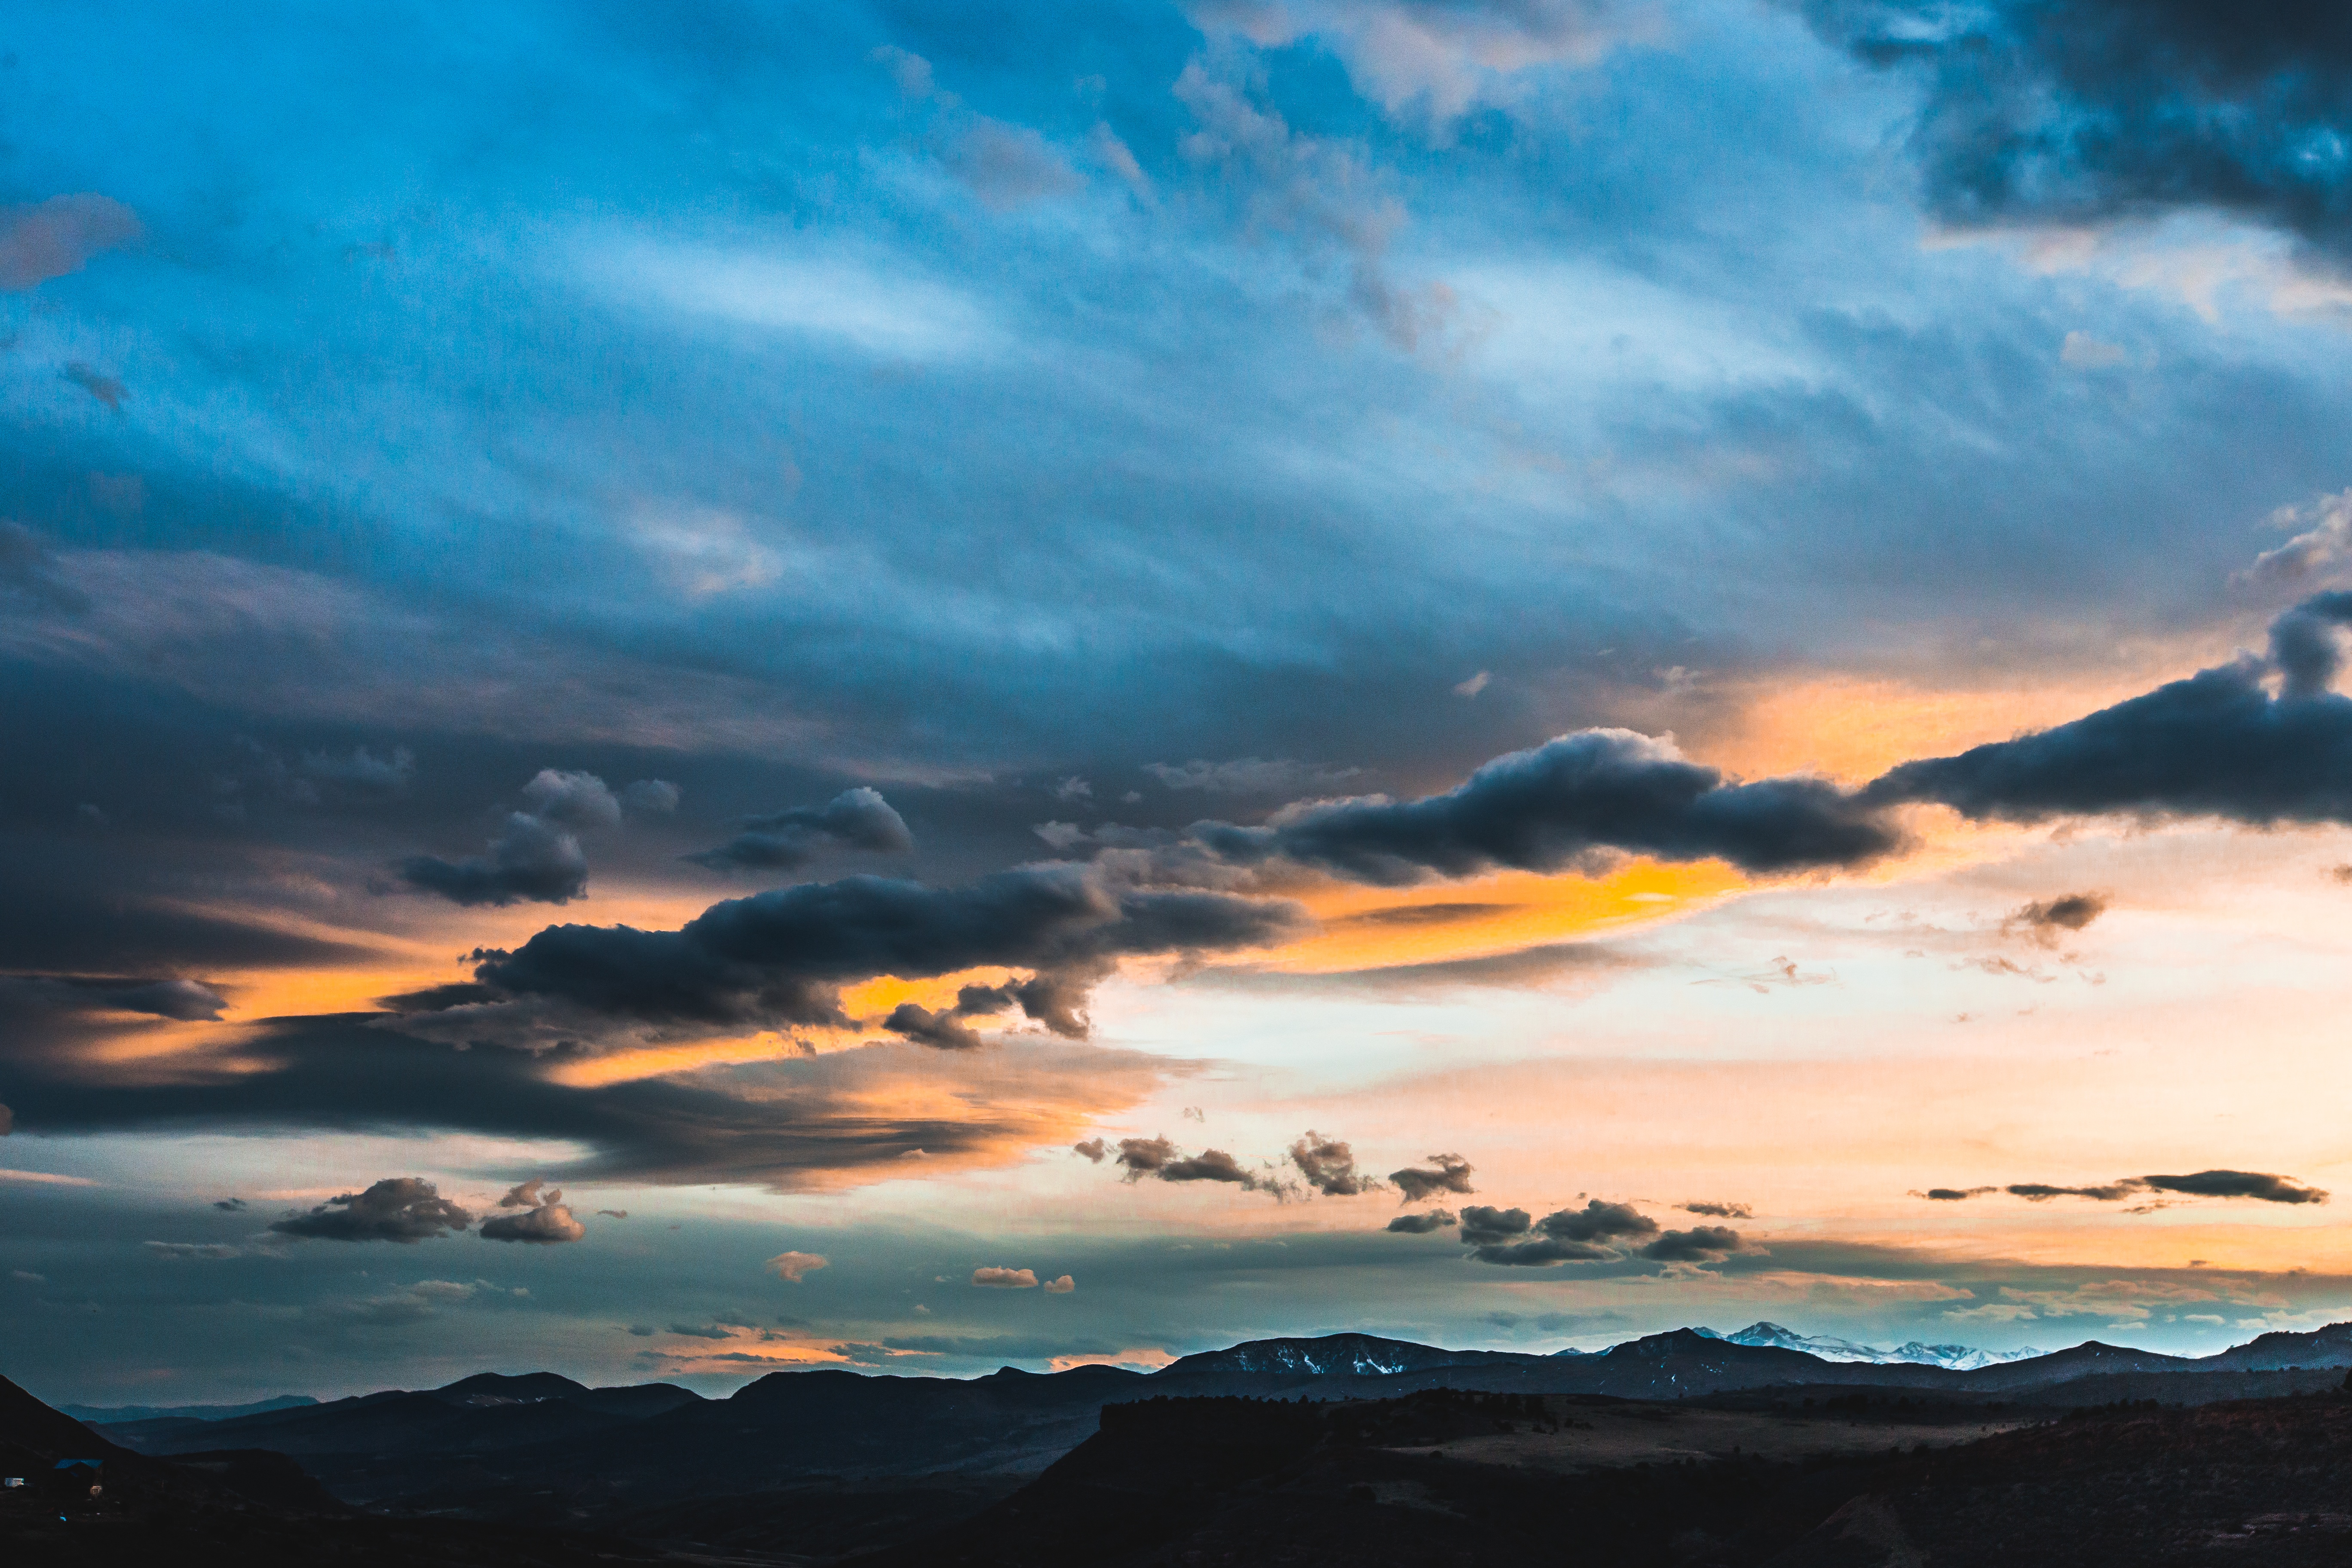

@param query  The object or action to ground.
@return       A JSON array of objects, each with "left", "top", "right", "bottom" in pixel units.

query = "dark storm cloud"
[
  {"left": 686, "top": 787, "right": 914, "bottom": 872},
  {"left": 880, "top": 972, "right": 1105, "bottom": 1048},
  {"left": 1918, "top": 1170, "right": 2328, "bottom": 1204},
  {"left": 268, "top": 1177, "right": 473, "bottom": 1242},
  {"left": 1869, "top": 595, "right": 2352, "bottom": 826},
  {"left": 883, "top": 1002, "right": 986, "bottom": 1050},
  {"left": 1289, "top": 1131, "right": 1376, "bottom": 1196},
  {"left": 1385, "top": 1208, "right": 1457, "bottom": 1233},
  {"left": 1189, "top": 731, "right": 1901, "bottom": 886},
  {"left": 467, "top": 864, "right": 1305, "bottom": 1041},
  {"left": 3, "top": 1013, "right": 1175, "bottom": 1191},
  {"left": 0, "top": 974, "right": 226, "bottom": 1026},
  {"left": 1811, "top": 0, "right": 2352, "bottom": 262},
  {"left": 1390, "top": 1153, "right": 1476, "bottom": 1203},
  {"left": 1465, "top": 1199, "right": 1660, "bottom": 1266}
]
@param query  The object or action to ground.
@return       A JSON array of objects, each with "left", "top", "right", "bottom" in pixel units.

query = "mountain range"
[{"left": 1700, "top": 1321, "right": 2047, "bottom": 1370}]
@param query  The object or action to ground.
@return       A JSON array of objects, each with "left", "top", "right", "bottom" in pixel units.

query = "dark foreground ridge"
[{"left": 12, "top": 1321, "right": 2352, "bottom": 1562}]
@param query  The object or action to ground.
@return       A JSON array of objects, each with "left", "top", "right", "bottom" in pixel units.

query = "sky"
[{"left": 9, "top": 0, "right": 2352, "bottom": 1405}]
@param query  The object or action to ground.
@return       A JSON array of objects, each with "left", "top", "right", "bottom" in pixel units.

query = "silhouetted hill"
[
  {"left": 61, "top": 1395, "right": 315, "bottom": 1424},
  {"left": 1158, "top": 1332, "right": 1540, "bottom": 1378}
]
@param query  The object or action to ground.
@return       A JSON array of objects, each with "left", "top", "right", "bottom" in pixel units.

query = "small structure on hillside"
[{"left": 49, "top": 1458, "right": 102, "bottom": 1500}]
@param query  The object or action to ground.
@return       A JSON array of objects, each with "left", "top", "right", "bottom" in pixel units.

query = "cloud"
[
  {"left": 1867, "top": 594, "right": 2352, "bottom": 825},
  {"left": 461, "top": 863, "right": 1304, "bottom": 1045},
  {"left": 1465, "top": 1199, "right": 1659, "bottom": 1265},
  {"left": 2246, "top": 491, "right": 2352, "bottom": 586},
  {"left": 1811, "top": 0, "right": 2352, "bottom": 267},
  {"left": 0, "top": 193, "right": 141, "bottom": 290},
  {"left": 478, "top": 1179, "right": 585, "bottom": 1243},
  {"left": 686, "top": 787, "right": 914, "bottom": 872},
  {"left": 1112, "top": 1136, "right": 1259, "bottom": 1187},
  {"left": 1678, "top": 1200, "right": 1752, "bottom": 1219},
  {"left": 946, "top": 119, "right": 1082, "bottom": 211},
  {"left": 297, "top": 745, "right": 416, "bottom": 799},
  {"left": 61, "top": 364, "right": 126, "bottom": 409},
  {"left": 521, "top": 769, "right": 623, "bottom": 829},
  {"left": 596, "top": 1208, "right": 628, "bottom": 1219},
  {"left": 622, "top": 779, "right": 682, "bottom": 815},
  {"left": 768, "top": 1250, "right": 830, "bottom": 1282},
  {"left": 1638, "top": 1225, "right": 1751, "bottom": 1262},
  {"left": 213, "top": 1197, "right": 247, "bottom": 1212},
  {"left": 973, "top": 1266, "right": 1040, "bottom": 1288},
  {"left": 1072, "top": 1138, "right": 1109, "bottom": 1162},
  {"left": 0, "top": 521, "right": 89, "bottom": 612},
  {"left": 401, "top": 811, "right": 590, "bottom": 906},
  {"left": 1390, "top": 1153, "right": 1475, "bottom": 1202},
  {"left": 1289, "top": 1131, "right": 1376, "bottom": 1195},
  {"left": 2005, "top": 892, "right": 2108, "bottom": 946},
  {"left": 1195, "top": 0, "right": 1656, "bottom": 121},
  {"left": 1193, "top": 730, "right": 1902, "bottom": 885},
  {"left": 1385, "top": 1207, "right": 1456, "bottom": 1233},
  {"left": 1917, "top": 1170, "right": 2328, "bottom": 1206},
  {"left": 2059, "top": 330, "right": 2127, "bottom": 369},
  {"left": 1043, "top": 1274, "right": 1075, "bottom": 1293},
  {"left": 1145, "top": 759, "right": 1364, "bottom": 796},
  {"left": 267, "top": 1177, "right": 473, "bottom": 1243}
]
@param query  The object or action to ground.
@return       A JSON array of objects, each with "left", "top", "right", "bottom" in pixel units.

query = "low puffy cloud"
[
  {"left": 1113, "top": 1136, "right": 1259, "bottom": 1187},
  {"left": 881, "top": 971, "right": 1101, "bottom": 1049},
  {"left": 478, "top": 1179, "right": 584, "bottom": 1243},
  {"left": 401, "top": 811, "right": 590, "bottom": 906},
  {"left": 1043, "top": 1274, "right": 1075, "bottom": 1293},
  {"left": 1385, "top": 1207, "right": 1456, "bottom": 1234},
  {"left": 1192, "top": 730, "right": 1901, "bottom": 885},
  {"left": 686, "top": 787, "right": 914, "bottom": 873},
  {"left": 0, "top": 193, "right": 141, "bottom": 291},
  {"left": 1679, "top": 1200, "right": 1752, "bottom": 1219},
  {"left": 1390, "top": 1153, "right": 1475, "bottom": 1202},
  {"left": 973, "top": 1265, "right": 1040, "bottom": 1288},
  {"left": 521, "top": 769, "right": 622, "bottom": 830},
  {"left": 1072, "top": 1138, "right": 1108, "bottom": 1162},
  {"left": 268, "top": 1177, "right": 473, "bottom": 1243},
  {"left": 1638, "top": 1225, "right": 1750, "bottom": 1263},
  {"left": 1464, "top": 1199, "right": 1660, "bottom": 1265},
  {"left": 1289, "top": 1131, "right": 1376, "bottom": 1195},
  {"left": 622, "top": 779, "right": 682, "bottom": 815},
  {"left": 2247, "top": 491, "right": 2352, "bottom": 586},
  {"left": 767, "top": 1250, "right": 830, "bottom": 1282},
  {"left": 1916, "top": 1170, "right": 2328, "bottom": 1206}
]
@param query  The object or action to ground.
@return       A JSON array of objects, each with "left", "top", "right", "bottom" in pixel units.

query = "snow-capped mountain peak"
[{"left": 1716, "top": 1321, "right": 2041, "bottom": 1369}]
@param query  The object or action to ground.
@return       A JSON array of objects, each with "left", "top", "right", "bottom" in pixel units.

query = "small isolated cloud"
[
  {"left": 1072, "top": 1138, "right": 1108, "bottom": 1163},
  {"left": 0, "top": 193, "right": 142, "bottom": 290},
  {"left": 2005, "top": 892, "right": 2107, "bottom": 946},
  {"left": 62, "top": 364, "right": 125, "bottom": 408},
  {"left": 1113, "top": 1136, "right": 1258, "bottom": 1187},
  {"left": 1678, "top": 1200, "right": 1752, "bottom": 1219},
  {"left": 1453, "top": 671, "right": 1491, "bottom": 698},
  {"left": 1289, "top": 1131, "right": 1376, "bottom": 1196},
  {"left": 973, "top": 1266, "right": 1040, "bottom": 1288},
  {"left": 300, "top": 744, "right": 416, "bottom": 799},
  {"left": 144, "top": 1241, "right": 253, "bottom": 1261},
  {"left": 1390, "top": 1153, "right": 1475, "bottom": 1203},
  {"left": 401, "top": 811, "right": 588, "bottom": 906},
  {"left": 596, "top": 1208, "right": 629, "bottom": 1219},
  {"left": 268, "top": 1177, "right": 472, "bottom": 1243},
  {"left": 2060, "top": 330, "right": 2127, "bottom": 369},
  {"left": 622, "top": 779, "right": 682, "bottom": 815},
  {"left": 212, "top": 1197, "right": 248, "bottom": 1212},
  {"left": 1386, "top": 1208, "right": 1456, "bottom": 1234},
  {"left": 12, "top": 1270, "right": 45, "bottom": 1283},
  {"left": 1052, "top": 776, "right": 1093, "bottom": 802},
  {"left": 686, "top": 787, "right": 914, "bottom": 872},
  {"left": 478, "top": 1179, "right": 584, "bottom": 1243},
  {"left": 1915, "top": 1170, "right": 2328, "bottom": 1206},
  {"left": 1043, "top": 1274, "right": 1075, "bottom": 1293},
  {"left": 768, "top": 1250, "right": 830, "bottom": 1282},
  {"left": 521, "top": 770, "right": 623, "bottom": 830}
]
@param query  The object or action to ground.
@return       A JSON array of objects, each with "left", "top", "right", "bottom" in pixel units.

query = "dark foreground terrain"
[{"left": 14, "top": 1323, "right": 2352, "bottom": 1563}]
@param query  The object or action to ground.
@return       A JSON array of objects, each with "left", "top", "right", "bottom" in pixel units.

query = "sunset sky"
[{"left": 11, "top": 0, "right": 2352, "bottom": 1405}]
